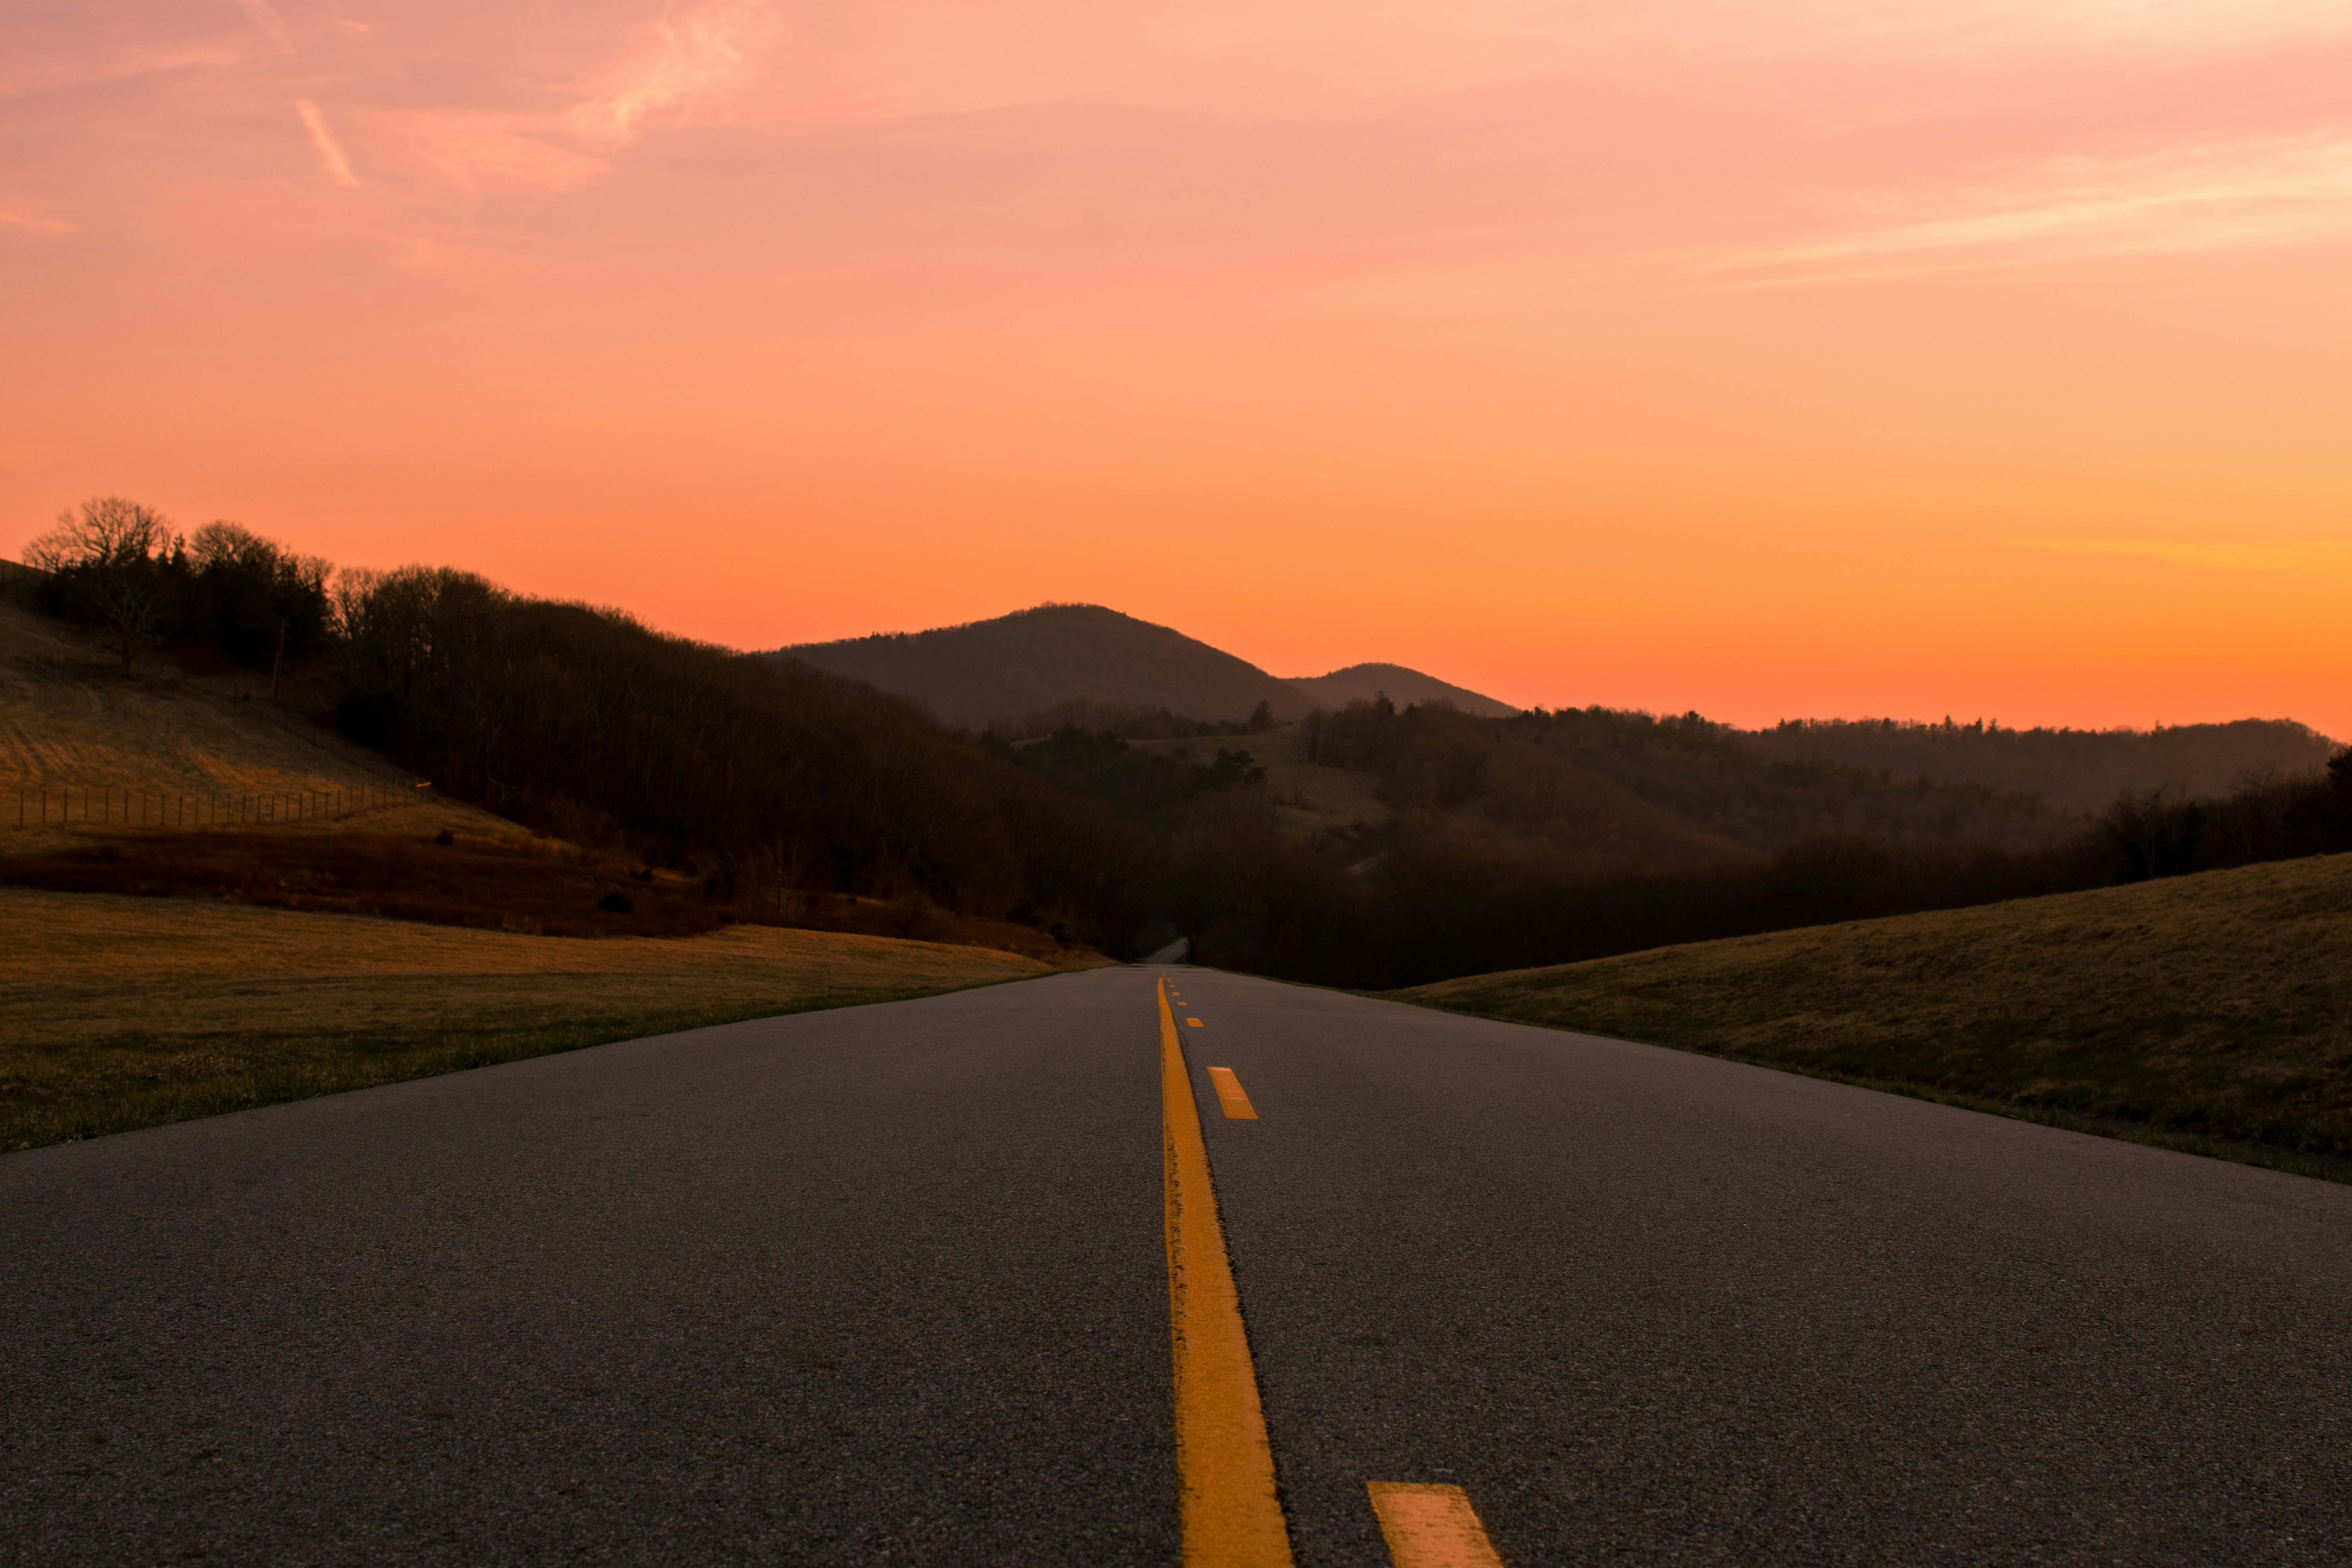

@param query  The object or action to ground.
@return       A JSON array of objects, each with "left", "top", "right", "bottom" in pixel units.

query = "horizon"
[
  {"left": 776, "top": 599, "right": 2343, "bottom": 737},
  {"left": 7, "top": 1, "right": 2350, "bottom": 733}
]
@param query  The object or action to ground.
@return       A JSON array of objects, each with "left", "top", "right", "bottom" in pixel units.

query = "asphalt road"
[{"left": 5, "top": 964, "right": 2349, "bottom": 1564}]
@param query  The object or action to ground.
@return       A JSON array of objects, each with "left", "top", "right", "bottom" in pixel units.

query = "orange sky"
[{"left": 5, "top": 1, "right": 2349, "bottom": 734}]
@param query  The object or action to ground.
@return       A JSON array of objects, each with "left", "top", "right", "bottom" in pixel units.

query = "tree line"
[
  {"left": 1753, "top": 714, "right": 2337, "bottom": 814},
  {"left": 25, "top": 497, "right": 334, "bottom": 677},
  {"left": 1159, "top": 742, "right": 2352, "bottom": 988},
  {"left": 19, "top": 495, "right": 2352, "bottom": 984}
]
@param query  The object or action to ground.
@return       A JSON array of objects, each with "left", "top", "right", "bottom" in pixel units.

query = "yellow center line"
[
  {"left": 1367, "top": 1483, "right": 1506, "bottom": 1568},
  {"left": 1187, "top": 1017, "right": 1205, "bottom": 1027},
  {"left": 1207, "top": 1067, "right": 1260, "bottom": 1121},
  {"left": 1160, "top": 978, "right": 1294, "bottom": 1566}
]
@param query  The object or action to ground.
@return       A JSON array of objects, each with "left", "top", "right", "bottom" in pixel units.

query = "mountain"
[
  {"left": 774, "top": 604, "right": 1515, "bottom": 729},
  {"left": 1289, "top": 662, "right": 1516, "bottom": 718}
]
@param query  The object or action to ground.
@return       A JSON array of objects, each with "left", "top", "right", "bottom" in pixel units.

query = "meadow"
[
  {"left": 1400, "top": 851, "right": 2352, "bottom": 1174},
  {"left": 0, "top": 887, "right": 1102, "bottom": 1153}
]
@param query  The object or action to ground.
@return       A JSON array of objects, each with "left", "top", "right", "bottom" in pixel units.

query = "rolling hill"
[
  {"left": 774, "top": 603, "right": 1516, "bottom": 728},
  {"left": 1289, "top": 662, "right": 1515, "bottom": 717},
  {"left": 0, "top": 596, "right": 501, "bottom": 853},
  {"left": 1749, "top": 716, "right": 2340, "bottom": 815},
  {"left": 1398, "top": 849, "right": 2352, "bottom": 1170}
]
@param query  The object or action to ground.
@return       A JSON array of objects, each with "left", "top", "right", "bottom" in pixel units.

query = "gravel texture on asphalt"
[
  {"left": 6, "top": 964, "right": 2350, "bottom": 1565},
  {"left": 0, "top": 971, "right": 1172, "bottom": 1566},
  {"left": 1180, "top": 969, "right": 2352, "bottom": 1567}
]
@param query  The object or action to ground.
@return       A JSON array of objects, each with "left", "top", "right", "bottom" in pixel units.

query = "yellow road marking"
[
  {"left": 1367, "top": 1483, "right": 1506, "bottom": 1568},
  {"left": 1160, "top": 978, "right": 1294, "bottom": 1566},
  {"left": 1207, "top": 1067, "right": 1259, "bottom": 1120},
  {"left": 1187, "top": 1017, "right": 1205, "bottom": 1027}
]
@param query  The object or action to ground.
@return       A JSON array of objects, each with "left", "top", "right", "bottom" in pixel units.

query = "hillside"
[
  {"left": 775, "top": 603, "right": 1515, "bottom": 729},
  {"left": 1289, "top": 661, "right": 1516, "bottom": 717},
  {"left": 0, "top": 597, "right": 510, "bottom": 853},
  {"left": 1752, "top": 716, "right": 2339, "bottom": 813},
  {"left": 1400, "top": 852, "right": 2352, "bottom": 1169},
  {"left": 20, "top": 510, "right": 2348, "bottom": 996},
  {"left": 779, "top": 604, "right": 1307, "bottom": 728},
  {"left": 1114, "top": 722, "right": 1392, "bottom": 842},
  {"left": 1, "top": 581, "right": 1150, "bottom": 956}
]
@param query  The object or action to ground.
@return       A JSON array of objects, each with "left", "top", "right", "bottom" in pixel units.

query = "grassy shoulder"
[
  {"left": 1394, "top": 852, "right": 2352, "bottom": 1175},
  {"left": 2, "top": 887, "right": 1109, "bottom": 1153}
]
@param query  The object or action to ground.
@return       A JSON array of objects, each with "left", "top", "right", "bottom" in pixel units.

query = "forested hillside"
[
  {"left": 1290, "top": 662, "right": 1515, "bottom": 717},
  {"left": 330, "top": 571, "right": 1165, "bottom": 942},
  {"left": 777, "top": 603, "right": 1519, "bottom": 729},
  {"left": 1310, "top": 702, "right": 2078, "bottom": 859},
  {"left": 778, "top": 604, "right": 1310, "bottom": 728},
  {"left": 16, "top": 497, "right": 2352, "bottom": 988},
  {"left": 1753, "top": 716, "right": 2337, "bottom": 813}
]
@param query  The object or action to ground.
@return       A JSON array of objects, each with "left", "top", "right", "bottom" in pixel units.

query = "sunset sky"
[{"left": 5, "top": 1, "right": 2349, "bottom": 733}]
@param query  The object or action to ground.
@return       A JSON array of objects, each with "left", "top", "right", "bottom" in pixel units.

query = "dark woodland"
[{"left": 18, "top": 500, "right": 2352, "bottom": 988}]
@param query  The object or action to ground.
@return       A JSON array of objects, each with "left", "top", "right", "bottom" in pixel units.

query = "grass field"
[
  {"left": 2, "top": 887, "right": 1107, "bottom": 1153},
  {"left": 0, "top": 598, "right": 518, "bottom": 854},
  {"left": 1126, "top": 722, "right": 1390, "bottom": 841},
  {"left": 1398, "top": 852, "right": 2352, "bottom": 1176}
]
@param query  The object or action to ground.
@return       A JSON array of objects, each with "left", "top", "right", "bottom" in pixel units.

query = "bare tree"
[{"left": 24, "top": 497, "right": 179, "bottom": 675}]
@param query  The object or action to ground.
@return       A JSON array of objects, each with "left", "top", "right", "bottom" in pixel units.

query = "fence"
[{"left": 9, "top": 782, "right": 412, "bottom": 831}]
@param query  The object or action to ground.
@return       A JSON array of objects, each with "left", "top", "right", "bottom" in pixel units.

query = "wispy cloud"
[
  {"left": 235, "top": 0, "right": 296, "bottom": 54},
  {"left": 2010, "top": 537, "right": 2352, "bottom": 573},
  {"left": 411, "top": 113, "right": 612, "bottom": 193},
  {"left": 568, "top": 0, "right": 772, "bottom": 147},
  {"left": 296, "top": 99, "right": 359, "bottom": 186},
  {"left": 389, "top": 1, "right": 772, "bottom": 196},
  {"left": 0, "top": 211, "right": 74, "bottom": 235},
  {"left": 1722, "top": 133, "right": 2352, "bottom": 281}
]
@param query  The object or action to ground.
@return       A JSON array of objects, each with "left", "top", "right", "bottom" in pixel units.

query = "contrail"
[
  {"left": 237, "top": 0, "right": 295, "bottom": 53},
  {"left": 296, "top": 100, "right": 358, "bottom": 186}
]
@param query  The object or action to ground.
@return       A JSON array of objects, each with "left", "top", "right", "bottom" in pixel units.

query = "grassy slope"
[
  {"left": 1398, "top": 853, "right": 2352, "bottom": 1172},
  {"left": 1122, "top": 723, "right": 1392, "bottom": 843},
  {"left": 0, "top": 598, "right": 518, "bottom": 852},
  {"left": 2, "top": 887, "right": 1108, "bottom": 1153}
]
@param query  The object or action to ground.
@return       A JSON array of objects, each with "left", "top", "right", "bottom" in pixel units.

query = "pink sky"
[{"left": 5, "top": 0, "right": 2350, "bottom": 733}]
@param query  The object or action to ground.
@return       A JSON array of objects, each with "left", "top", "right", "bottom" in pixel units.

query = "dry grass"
[
  {"left": 0, "top": 599, "right": 1094, "bottom": 961},
  {"left": 1128, "top": 723, "right": 1390, "bottom": 841},
  {"left": 1, "top": 887, "right": 1107, "bottom": 1152},
  {"left": 0, "top": 599, "right": 521, "bottom": 853},
  {"left": 1399, "top": 853, "right": 2352, "bottom": 1169}
]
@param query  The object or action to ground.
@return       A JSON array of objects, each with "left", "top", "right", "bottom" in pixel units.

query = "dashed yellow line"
[
  {"left": 1187, "top": 1017, "right": 1205, "bottom": 1028},
  {"left": 1367, "top": 1483, "right": 1506, "bottom": 1567},
  {"left": 1207, "top": 1067, "right": 1259, "bottom": 1120},
  {"left": 1160, "top": 978, "right": 1294, "bottom": 1566}
]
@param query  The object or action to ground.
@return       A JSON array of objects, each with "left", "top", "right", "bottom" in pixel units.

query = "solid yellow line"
[
  {"left": 1161, "top": 977, "right": 1294, "bottom": 1567},
  {"left": 1367, "top": 1483, "right": 1506, "bottom": 1568},
  {"left": 1207, "top": 1067, "right": 1259, "bottom": 1121}
]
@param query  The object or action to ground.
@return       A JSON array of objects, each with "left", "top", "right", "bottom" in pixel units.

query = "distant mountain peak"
[
  {"left": 773, "top": 606, "right": 1514, "bottom": 728},
  {"left": 1288, "top": 662, "right": 1517, "bottom": 719}
]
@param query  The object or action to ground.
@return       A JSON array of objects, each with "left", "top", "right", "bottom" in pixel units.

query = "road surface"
[{"left": 4, "top": 965, "right": 2348, "bottom": 1564}]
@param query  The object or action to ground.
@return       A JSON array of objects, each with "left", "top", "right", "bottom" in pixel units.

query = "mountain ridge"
[
  {"left": 1287, "top": 661, "right": 1515, "bottom": 718},
  {"left": 774, "top": 603, "right": 1517, "bottom": 728}
]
